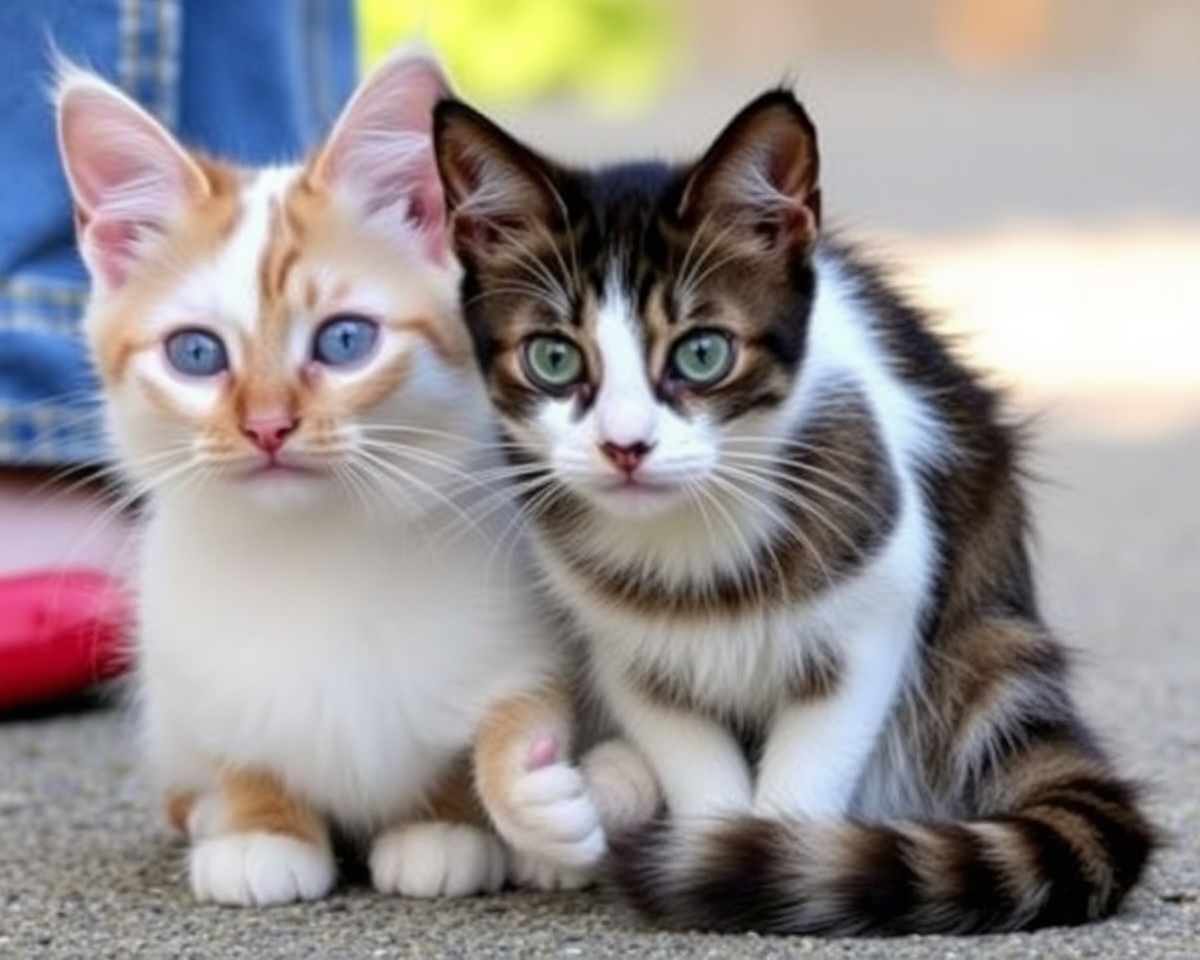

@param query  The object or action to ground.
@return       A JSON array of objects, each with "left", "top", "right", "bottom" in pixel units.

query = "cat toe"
[
  {"left": 370, "top": 822, "right": 506, "bottom": 899},
  {"left": 503, "top": 764, "right": 608, "bottom": 867},
  {"left": 508, "top": 850, "right": 598, "bottom": 892},
  {"left": 189, "top": 832, "right": 334, "bottom": 906}
]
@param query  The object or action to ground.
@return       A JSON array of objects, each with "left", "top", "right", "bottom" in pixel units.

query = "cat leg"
[
  {"left": 754, "top": 629, "right": 911, "bottom": 818},
  {"left": 579, "top": 738, "right": 662, "bottom": 834},
  {"left": 187, "top": 767, "right": 335, "bottom": 906},
  {"left": 369, "top": 761, "right": 507, "bottom": 898},
  {"left": 474, "top": 683, "right": 606, "bottom": 891},
  {"left": 601, "top": 673, "right": 753, "bottom": 819}
]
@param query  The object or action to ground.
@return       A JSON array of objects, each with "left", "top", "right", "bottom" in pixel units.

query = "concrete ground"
[
  {"left": 3, "top": 64, "right": 1199, "bottom": 959},
  {"left": 2, "top": 415, "right": 1198, "bottom": 959}
]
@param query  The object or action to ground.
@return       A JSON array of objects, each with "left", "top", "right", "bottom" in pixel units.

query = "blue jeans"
[{"left": 0, "top": 0, "right": 357, "bottom": 465}]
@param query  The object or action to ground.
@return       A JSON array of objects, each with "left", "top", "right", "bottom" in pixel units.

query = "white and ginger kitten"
[{"left": 54, "top": 52, "right": 653, "bottom": 907}]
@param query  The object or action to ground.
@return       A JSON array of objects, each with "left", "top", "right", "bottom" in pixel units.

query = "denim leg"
[{"left": 0, "top": 2, "right": 133, "bottom": 463}]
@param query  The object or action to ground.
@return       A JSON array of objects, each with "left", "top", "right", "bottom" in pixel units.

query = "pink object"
[
  {"left": 528, "top": 733, "right": 560, "bottom": 770},
  {"left": 0, "top": 570, "right": 132, "bottom": 709}
]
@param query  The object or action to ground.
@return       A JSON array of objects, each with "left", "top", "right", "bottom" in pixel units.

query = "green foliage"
[{"left": 358, "top": 0, "right": 678, "bottom": 111}]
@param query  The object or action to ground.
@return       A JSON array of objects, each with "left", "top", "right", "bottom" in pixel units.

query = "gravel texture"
[{"left": 2, "top": 422, "right": 1198, "bottom": 959}]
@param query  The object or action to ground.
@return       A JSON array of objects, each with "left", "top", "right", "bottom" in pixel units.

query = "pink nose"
[
  {"left": 241, "top": 415, "right": 298, "bottom": 454},
  {"left": 600, "top": 440, "right": 652, "bottom": 475}
]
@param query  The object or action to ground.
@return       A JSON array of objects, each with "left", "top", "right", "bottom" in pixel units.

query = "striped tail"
[{"left": 611, "top": 775, "right": 1154, "bottom": 935}]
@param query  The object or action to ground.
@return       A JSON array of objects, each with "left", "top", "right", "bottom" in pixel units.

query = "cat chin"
[
  {"left": 576, "top": 480, "right": 690, "bottom": 520},
  {"left": 229, "top": 470, "right": 338, "bottom": 512}
]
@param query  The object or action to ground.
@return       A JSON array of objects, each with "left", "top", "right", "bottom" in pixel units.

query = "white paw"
[
  {"left": 494, "top": 763, "right": 607, "bottom": 871},
  {"left": 369, "top": 822, "right": 506, "bottom": 899},
  {"left": 189, "top": 832, "right": 335, "bottom": 906},
  {"left": 580, "top": 739, "right": 661, "bottom": 834},
  {"left": 508, "top": 849, "right": 597, "bottom": 891}
]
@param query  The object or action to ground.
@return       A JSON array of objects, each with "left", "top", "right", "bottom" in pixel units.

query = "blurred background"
[{"left": 361, "top": 0, "right": 1200, "bottom": 436}]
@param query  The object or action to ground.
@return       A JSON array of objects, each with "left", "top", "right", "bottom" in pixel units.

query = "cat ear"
[
  {"left": 55, "top": 64, "right": 209, "bottom": 292},
  {"left": 433, "top": 99, "right": 564, "bottom": 267},
  {"left": 678, "top": 90, "right": 821, "bottom": 255},
  {"left": 310, "top": 50, "right": 451, "bottom": 259}
]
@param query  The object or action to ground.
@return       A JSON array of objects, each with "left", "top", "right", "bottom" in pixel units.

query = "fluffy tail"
[{"left": 611, "top": 774, "right": 1154, "bottom": 935}]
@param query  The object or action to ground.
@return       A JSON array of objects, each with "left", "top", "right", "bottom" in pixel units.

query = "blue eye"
[
  {"left": 164, "top": 328, "right": 228, "bottom": 377},
  {"left": 313, "top": 314, "right": 380, "bottom": 367}
]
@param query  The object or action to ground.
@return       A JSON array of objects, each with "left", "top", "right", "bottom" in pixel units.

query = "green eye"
[
  {"left": 671, "top": 330, "right": 735, "bottom": 386},
  {"left": 522, "top": 335, "right": 585, "bottom": 391}
]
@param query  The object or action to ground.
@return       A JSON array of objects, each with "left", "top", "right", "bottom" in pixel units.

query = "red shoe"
[{"left": 0, "top": 570, "right": 132, "bottom": 709}]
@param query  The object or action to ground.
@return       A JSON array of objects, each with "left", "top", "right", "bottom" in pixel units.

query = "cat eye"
[
  {"left": 164, "top": 328, "right": 228, "bottom": 377},
  {"left": 522, "top": 335, "right": 585, "bottom": 392},
  {"left": 313, "top": 314, "right": 380, "bottom": 367},
  {"left": 670, "top": 329, "right": 735, "bottom": 387}
]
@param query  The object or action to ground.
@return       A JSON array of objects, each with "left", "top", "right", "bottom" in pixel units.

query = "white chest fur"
[{"left": 136, "top": 492, "right": 553, "bottom": 830}]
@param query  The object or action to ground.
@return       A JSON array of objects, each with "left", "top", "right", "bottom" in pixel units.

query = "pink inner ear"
[
  {"left": 86, "top": 217, "right": 145, "bottom": 288},
  {"left": 58, "top": 79, "right": 206, "bottom": 289},
  {"left": 411, "top": 176, "right": 449, "bottom": 263},
  {"left": 314, "top": 54, "right": 454, "bottom": 260}
]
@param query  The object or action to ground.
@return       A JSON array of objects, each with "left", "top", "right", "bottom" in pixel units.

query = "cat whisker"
[
  {"left": 26, "top": 445, "right": 184, "bottom": 504},
  {"left": 715, "top": 464, "right": 864, "bottom": 581},
  {"left": 723, "top": 434, "right": 879, "bottom": 475},
  {"left": 537, "top": 174, "right": 583, "bottom": 292},
  {"left": 480, "top": 217, "right": 573, "bottom": 316},
  {"left": 352, "top": 447, "right": 487, "bottom": 538},
  {"left": 419, "top": 468, "right": 554, "bottom": 557},
  {"left": 357, "top": 423, "right": 529, "bottom": 456},
  {"left": 692, "top": 479, "right": 776, "bottom": 603},
  {"left": 483, "top": 475, "right": 561, "bottom": 588},
  {"left": 675, "top": 208, "right": 718, "bottom": 296},
  {"left": 332, "top": 460, "right": 385, "bottom": 526},
  {"left": 705, "top": 471, "right": 815, "bottom": 597},
  {"left": 357, "top": 438, "right": 480, "bottom": 479},
  {"left": 44, "top": 450, "right": 205, "bottom": 577},
  {"left": 720, "top": 452, "right": 887, "bottom": 527},
  {"left": 462, "top": 282, "right": 572, "bottom": 318},
  {"left": 676, "top": 218, "right": 743, "bottom": 306}
]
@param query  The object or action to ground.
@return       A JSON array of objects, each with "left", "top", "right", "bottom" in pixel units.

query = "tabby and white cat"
[
  {"left": 431, "top": 91, "right": 1155, "bottom": 933},
  {"left": 54, "top": 53, "right": 625, "bottom": 906}
]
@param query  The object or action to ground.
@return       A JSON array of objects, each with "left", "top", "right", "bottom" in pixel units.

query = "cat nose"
[
  {"left": 600, "top": 440, "right": 653, "bottom": 475},
  {"left": 241, "top": 414, "right": 298, "bottom": 454}
]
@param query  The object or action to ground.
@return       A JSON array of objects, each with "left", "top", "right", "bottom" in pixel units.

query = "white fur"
[
  {"left": 190, "top": 833, "right": 335, "bottom": 906},
  {"left": 138, "top": 483, "right": 556, "bottom": 824},
  {"left": 495, "top": 764, "right": 606, "bottom": 865},
  {"left": 370, "top": 822, "right": 507, "bottom": 898},
  {"left": 537, "top": 279, "right": 729, "bottom": 532},
  {"left": 531, "top": 249, "right": 950, "bottom": 822}
]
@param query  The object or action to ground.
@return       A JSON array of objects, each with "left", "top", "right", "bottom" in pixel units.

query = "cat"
[
  {"left": 53, "top": 51, "right": 648, "bottom": 907},
  {"left": 429, "top": 89, "right": 1156, "bottom": 933}
]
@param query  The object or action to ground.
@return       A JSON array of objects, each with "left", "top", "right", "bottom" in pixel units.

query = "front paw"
[
  {"left": 189, "top": 832, "right": 335, "bottom": 906},
  {"left": 494, "top": 762, "right": 607, "bottom": 874},
  {"left": 369, "top": 822, "right": 506, "bottom": 898},
  {"left": 508, "top": 849, "right": 596, "bottom": 891}
]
